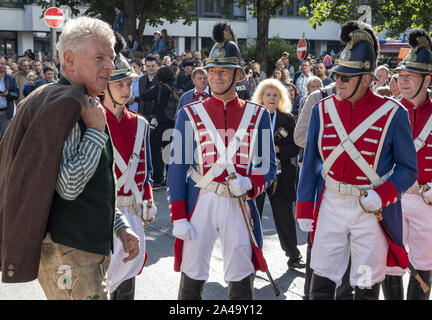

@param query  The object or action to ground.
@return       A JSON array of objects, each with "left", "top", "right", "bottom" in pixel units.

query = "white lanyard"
[{"left": 270, "top": 111, "right": 277, "bottom": 133}]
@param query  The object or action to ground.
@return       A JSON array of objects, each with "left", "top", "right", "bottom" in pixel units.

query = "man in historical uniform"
[
  {"left": 296, "top": 20, "right": 418, "bottom": 300},
  {"left": 382, "top": 29, "right": 432, "bottom": 300},
  {"left": 166, "top": 22, "right": 276, "bottom": 300},
  {"left": 102, "top": 37, "right": 157, "bottom": 300}
]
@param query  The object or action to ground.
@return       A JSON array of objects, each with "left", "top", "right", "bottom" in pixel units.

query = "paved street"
[{"left": 0, "top": 187, "right": 425, "bottom": 300}]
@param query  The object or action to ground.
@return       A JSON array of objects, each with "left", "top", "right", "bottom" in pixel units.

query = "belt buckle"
[{"left": 338, "top": 182, "right": 348, "bottom": 195}]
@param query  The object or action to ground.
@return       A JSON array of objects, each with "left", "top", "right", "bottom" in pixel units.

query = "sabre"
[
  {"left": 142, "top": 199, "right": 155, "bottom": 230},
  {"left": 228, "top": 173, "right": 280, "bottom": 296},
  {"left": 359, "top": 190, "right": 430, "bottom": 293},
  {"left": 419, "top": 184, "right": 432, "bottom": 206}
]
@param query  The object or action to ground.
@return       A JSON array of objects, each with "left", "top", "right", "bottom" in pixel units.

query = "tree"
[
  {"left": 38, "top": 0, "right": 197, "bottom": 49},
  {"left": 241, "top": 37, "right": 300, "bottom": 72},
  {"left": 298, "top": 0, "right": 432, "bottom": 38},
  {"left": 226, "top": 0, "right": 293, "bottom": 74}
]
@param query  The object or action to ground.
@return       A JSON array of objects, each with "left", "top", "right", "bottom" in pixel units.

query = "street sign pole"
[{"left": 50, "top": 0, "right": 56, "bottom": 60}]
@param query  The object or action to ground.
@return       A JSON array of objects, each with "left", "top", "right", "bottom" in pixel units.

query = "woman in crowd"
[
  {"left": 123, "top": 34, "right": 143, "bottom": 58},
  {"left": 388, "top": 74, "right": 401, "bottom": 99},
  {"left": 284, "top": 81, "right": 301, "bottom": 118},
  {"left": 298, "top": 76, "right": 323, "bottom": 112},
  {"left": 272, "top": 67, "right": 287, "bottom": 84},
  {"left": 251, "top": 78, "right": 304, "bottom": 271}
]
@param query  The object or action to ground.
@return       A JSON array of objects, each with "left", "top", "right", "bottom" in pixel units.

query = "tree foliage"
[
  {"left": 241, "top": 37, "right": 300, "bottom": 73},
  {"left": 38, "top": 0, "right": 197, "bottom": 44},
  {"left": 225, "top": 0, "right": 293, "bottom": 73},
  {"left": 298, "top": 0, "right": 432, "bottom": 38}
]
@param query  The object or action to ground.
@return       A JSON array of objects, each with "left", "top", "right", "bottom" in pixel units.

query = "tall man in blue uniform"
[
  {"left": 296, "top": 20, "right": 418, "bottom": 300},
  {"left": 167, "top": 22, "right": 276, "bottom": 300}
]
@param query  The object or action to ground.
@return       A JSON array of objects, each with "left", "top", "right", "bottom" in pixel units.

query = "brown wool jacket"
[{"left": 0, "top": 83, "right": 85, "bottom": 283}]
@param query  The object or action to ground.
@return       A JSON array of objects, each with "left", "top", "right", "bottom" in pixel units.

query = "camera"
[{"left": 274, "top": 127, "right": 288, "bottom": 142}]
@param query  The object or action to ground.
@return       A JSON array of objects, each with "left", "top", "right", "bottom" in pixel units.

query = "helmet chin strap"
[
  {"left": 409, "top": 74, "right": 426, "bottom": 100},
  {"left": 107, "top": 82, "right": 122, "bottom": 108},
  {"left": 346, "top": 74, "right": 363, "bottom": 100},
  {"left": 219, "top": 68, "right": 238, "bottom": 96}
]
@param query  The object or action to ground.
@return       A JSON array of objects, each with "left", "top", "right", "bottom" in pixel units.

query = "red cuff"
[
  {"left": 169, "top": 200, "right": 187, "bottom": 222},
  {"left": 143, "top": 182, "right": 153, "bottom": 201},
  {"left": 374, "top": 181, "right": 398, "bottom": 208},
  {"left": 295, "top": 201, "right": 314, "bottom": 219},
  {"left": 247, "top": 170, "right": 267, "bottom": 199}
]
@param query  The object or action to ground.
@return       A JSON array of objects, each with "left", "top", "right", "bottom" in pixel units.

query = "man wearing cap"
[
  {"left": 149, "top": 31, "right": 166, "bottom": 56},
  {"left": 102, "top": 41, "right": 157, "bottom": 299},
  {"left": 384, "top": 28, "right": 432, "bottom": 300},
  {"left": 296, "top": 20, "right": 417, "bottom": 300},
  {"left": 166, "top": 22, "right": 276, "bottom": 300}
]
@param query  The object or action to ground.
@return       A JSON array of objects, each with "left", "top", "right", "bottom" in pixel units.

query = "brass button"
[
  {"left": 7, "top": 271, "right": 14, "bottom": 277},
  {"left": 7, "top": 264, "right": 14, "bottom": 271}
]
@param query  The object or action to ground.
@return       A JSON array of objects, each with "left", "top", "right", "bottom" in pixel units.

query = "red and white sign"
[
  {"left": 44, "top": 7, "right": 65, "bottom": 29},
  {"left": 296, "top": 38, "right": 308, "bottom": 60}
]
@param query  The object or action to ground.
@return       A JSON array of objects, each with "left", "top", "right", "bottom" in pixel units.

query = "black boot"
[
  {"left": 354, "top": 283, "right": 380, "bottom": 300},
  {"left": 310, "top": 273, "right": 336, "bottom": 300},
  {"left": 381, "top": 275, "right": 404, "bottom": 300},
  {"left": 228, "top": 274, "right": 254, "bottom": 300},
  {"left": 110, "top": 277, "right": 135, "bottom": 300},
  {"left": 407, "top": 270, "right": 431, "bottom": 300},
  {"left": 178, "top": 272, "right": 206, "bottom": 300},
  {"left": 335, "top": 260, "right": 353, "bottom": 300}
]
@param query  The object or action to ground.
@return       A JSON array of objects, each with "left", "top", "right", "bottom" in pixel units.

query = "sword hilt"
[
  {"left": 419, "top": 184, "right": 432, "bottom": 206},
  {"left": 143, "top": 199, "right": 155, "bottom": 230}
]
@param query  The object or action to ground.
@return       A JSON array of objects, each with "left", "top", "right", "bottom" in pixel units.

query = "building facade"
[{"left": 0, "top": 0, "right": 342, "bottom": 58}]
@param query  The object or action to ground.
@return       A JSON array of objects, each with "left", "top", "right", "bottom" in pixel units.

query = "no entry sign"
[
  {"left": 44, "top": 7, "right": 65, "bottom": 29},
  {"left": 297, "top": 38, "right": 308, "bottom": 60}
]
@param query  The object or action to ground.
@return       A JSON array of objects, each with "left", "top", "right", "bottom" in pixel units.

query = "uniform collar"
[
  {"left": 347, "top": 88, "right": 376, "bottom": 109},
  {"left": 208, "top": 94, "right": 239, "bottom": 107},
  {"left": 400, "top": 93, "right": 432, "bottom": 111}
]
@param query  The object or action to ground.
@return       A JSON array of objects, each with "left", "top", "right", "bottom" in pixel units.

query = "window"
[
  {"left": 0, "top": 0, "right": 24, "bottom": 8},
  {"left": 0, "top": 31, "right": 17, "bottom": 56},
  {"left": 203, "top": 0, "right": 222, "bottom": 17}
]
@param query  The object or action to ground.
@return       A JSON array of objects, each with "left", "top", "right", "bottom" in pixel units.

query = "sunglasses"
[{"left": 332, "top": 73, "right": 359, "bottom": 83}]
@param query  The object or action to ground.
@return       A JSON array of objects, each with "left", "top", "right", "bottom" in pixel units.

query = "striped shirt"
[{"left": 56, "top": 123, "right": 129, "bottom": 233}]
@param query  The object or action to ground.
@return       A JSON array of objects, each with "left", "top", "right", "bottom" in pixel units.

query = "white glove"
[
  {"left": 297, "top": 219, "right": 314, "bottom": 232},
  {"left": 142, "top": 200, "right": 157, "bottom": 221},
  {"left": 228, "top": 173, "right": 253, "bottom": 197},
  {"left": 422, "top": 182, "right": 432, "bottom": 202},
  {"left": 172, "top": 218, "right": 196, "bottom": 241},
  {"left": 360, "top": 190, "right": 382, "bottom": 212}
]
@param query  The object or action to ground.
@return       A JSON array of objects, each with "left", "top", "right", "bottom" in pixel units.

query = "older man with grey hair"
[{"left": 0, "top": 16, "right": 140, "bottom": 300}]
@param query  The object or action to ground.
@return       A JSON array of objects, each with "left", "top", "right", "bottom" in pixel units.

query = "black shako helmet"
[
  {"left": 204, "top": 22, "right": 242, "bottom": 70},
  {"left": 331, "top": 20, "right": 379, "bottom": 77},
  {"left": 203, "top": 22, "right": 243, "bottom": 95},
  {"left": 395, "top": 28, "right": 432, "bottom": 75}
]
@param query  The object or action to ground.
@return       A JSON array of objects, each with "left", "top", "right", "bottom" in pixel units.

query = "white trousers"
[
  {"left": 181, "top": 190, "right": 255, "bottom": 283},
  {"left": 401, "top": 193, "right": 432, "bottom": 271},
  {"left": 106, "top": 206, "right": 146, "bottom": 293},
  {"left": 311, "top": 188, "right": 388, "bottom": 288}
]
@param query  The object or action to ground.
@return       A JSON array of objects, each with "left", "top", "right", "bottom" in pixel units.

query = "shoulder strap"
[
  {"left": 322, "top": 98, "right": 398, "bottom": 186},
  {"left": 414, "top": 112, "right": 432, "bottom": 152}
]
